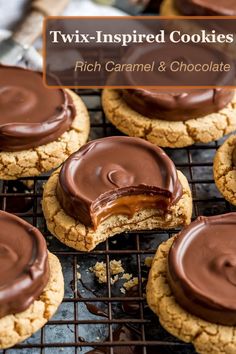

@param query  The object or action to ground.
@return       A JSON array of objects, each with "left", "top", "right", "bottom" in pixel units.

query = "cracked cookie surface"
[
  {"left": 214, "top": 135, "right": 236, "bottom": 206},
  {"left": 146, "top": 237, "right": 236, "bottom": 354},
  {"left": 160, "top": 0, "right": 180, "bottom": 15},
  {"left": 102, "top": 89, "right": 236, "bottom": 148},
  {"left": 0, "top": 90, "right": 90, "bottom": 180},
  {"left": 0, "top": 252, "right": 64, "bottom": 349},
  {"left": 42, "top": 168, "right": 192, "bottom": 252}
]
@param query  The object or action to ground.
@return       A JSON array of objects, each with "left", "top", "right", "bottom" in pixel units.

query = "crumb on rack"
[
  {"left": 110, "top": 260, "right": 124, "bottom": 275},
  {"left": 123, "top": 277, "right": 146, "bottom": 291},
  {"left": 89, "top": 262, "right": 107, "bottom": 283},
  {"left": 89, "top": 260, "right": 124, "bottom": 284},
  {"left": 123, "top": 277, "right": 139, "bottom": 290},
  {"left": 144, "top": 256, "right": 153, "bottom": 268},
  {"left": 89, "top": 260, "right": 145, "bottom": 293},
  {"left": 121, "top": 273, "right": 133, "bottom": 280}
]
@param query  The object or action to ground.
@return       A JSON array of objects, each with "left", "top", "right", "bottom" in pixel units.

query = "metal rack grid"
[{"left": 0, "top": 89, "right": 235, "bottom": 354}]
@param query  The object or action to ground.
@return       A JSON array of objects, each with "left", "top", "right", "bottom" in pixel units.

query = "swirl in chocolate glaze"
[
  {"left": 174, "top": 0, "right": 236, "bottom": 16},
  {"left": 0, "top": 65, "right": 75, "bottom": 152},
  {"left": 57, "top": 136, "right": 182, "bottom": 228},
  {"left": 168, "top": 213, "right": 236, "bottom": 325},
  {"left": 0, "top": 210, "right": 49, "bottom": 318}
]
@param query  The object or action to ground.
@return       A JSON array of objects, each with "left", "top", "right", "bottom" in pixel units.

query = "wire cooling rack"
[{"left": 0, "top": 89, "right": 235, "bottom": 354}]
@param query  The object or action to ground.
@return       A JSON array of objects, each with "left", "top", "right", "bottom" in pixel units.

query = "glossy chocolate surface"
[
  {"left": 0, "top": 65, "right": 75, "bottom": 152},
  {"left": 122, "top": 88, "right": 234, "bottom": 121},
  {"left": 0, "top": 210, "right": 49, "bottom": 318},
  {"left": 168, "top": 213, "right": 236, "bottom": 325},
  {"left": 174, "top": 0, "right": 236, "bottom": 16},
  {"left": 122, "top": 42, "right": 234, "bottom": 121},
  {"left": 57, "top": 136, "right": 182, "bottom": 228}
]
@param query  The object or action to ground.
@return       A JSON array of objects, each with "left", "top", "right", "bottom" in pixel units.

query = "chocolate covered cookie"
[
  {"left": 42, "top": 136, "right": 192, "bottom": 251},
  {"left": 214, "top": 134, "right": 236, "bottom": 206},
  {"left": 102, "top": 88, "right": 236, "bottom": 148},
  {"left": 0, "top": 210, "right": 64, "bottom": 349},
  {"left": 161, "top": 0, "right": 236, "bottom": 16},
  {"left": 0, "top": 65, "right": 90, "bottom": 180},
  {"left": 147, "top": 213, "right": 236, "bottom": 354}
]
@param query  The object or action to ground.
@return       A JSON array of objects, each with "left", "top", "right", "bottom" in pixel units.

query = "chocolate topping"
[
  {"left": 122, "top": 88, "right": 234, "bottom": 121},
  {"left": 168, "top": 213, "right": 236, "bottom": 325},
  {"left": 174, "top": 0, "right": 236, "bottom": 16},
  {"left": 122, "top": 42, "right": 234, "bottom": 121},
  {"left": 0, "top": 65, "right": 75, "bottom": 152},
  {"left": 0, "top": 210, "right": 49, "bottom": 318},
  {"left": 57, "top": 136, "right": 182, "bottom": 228}
]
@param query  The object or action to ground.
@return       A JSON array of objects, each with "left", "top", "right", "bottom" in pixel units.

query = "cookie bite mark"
[
  {"left": 56, "top": 136, "right": 183, "bottom": 229},
  {"left": 42, "top": 137, "right": 192, "bottom": 251}
]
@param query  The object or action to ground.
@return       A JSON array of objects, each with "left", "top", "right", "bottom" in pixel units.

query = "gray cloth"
[{"left": 0, "top": 0, "right": 126, "bottom": 31}]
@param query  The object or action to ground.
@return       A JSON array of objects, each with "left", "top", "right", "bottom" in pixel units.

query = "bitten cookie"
[
  {"left": 42, "top": 136, "right": 192, "bottom": 252},
  {"left": 214, "top": 135, "right": 236, "bottom": 206},
  {"left": 102, "top": 89, "right": 236, "bottom": 148},
  {"left": 147, "top": 213, "right": 236, "bottom": 354},
  {"left": 0, "top": 66, "right": 90, "bottom": 180},
  {"left": 0, "top": 211, "right": 64, "bottom": 349}
]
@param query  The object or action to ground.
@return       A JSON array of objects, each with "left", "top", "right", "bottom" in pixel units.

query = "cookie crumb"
[
  {"left": 90, "top": 260, "right": 124, "bottom": 284},
  {"left": 144, "top": 256, "right": 153, "bottom": 268},
  {"left": 123, "top": 277, "right": 146, "bottom": 291},
  {"left": 123, "top": 277, "right": 139, "bottom": 290},
  {"left": 121, "top": 273, "right": 132, "bottom": 280},
  {"left": 89, "top": 261, "right": 107, "bottom": 283},
  {"left": 110, "top": 260, "right": 124, "bottom": 275}
]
